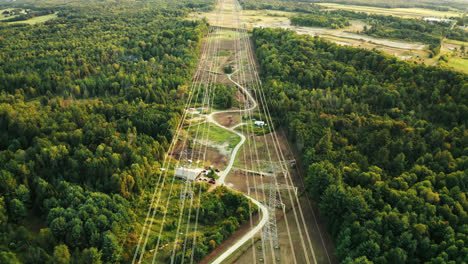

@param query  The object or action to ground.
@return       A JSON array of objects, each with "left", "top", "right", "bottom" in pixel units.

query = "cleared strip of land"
[{"left": 316, "top": 3, "right": 462, "bottom": 18}]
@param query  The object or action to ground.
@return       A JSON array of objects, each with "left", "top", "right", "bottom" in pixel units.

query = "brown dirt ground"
[
  {"left": 213, "top": 112, "right": 241, "bottom": 127},
  {"left": 225, "top": 169, "right": 263, "bottom": 194},
  {"left": 236, "top": 130, "right": 296, "bottom": 170},
  {"left": 170, "top": 140, "right": 228, "bottom": 171},
  {"left": 213, "top": 38, "right": 235, "bottom": 84},
  {"left": 234, "top": 89, "right": 246, "bottom": 104},
  {"left": 207, "top": 33, "right": 259, "bottom": 85},
  {"left": 204, "top": 147, "right": 228, "bottom": 170}
]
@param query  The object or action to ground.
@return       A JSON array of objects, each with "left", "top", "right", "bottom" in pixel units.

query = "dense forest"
[
  {"left": 0, "top": 0, "right": 254, "bottom": 263},
  {"left": 253, "top": 28, "right": 468, "bottom": 264}
]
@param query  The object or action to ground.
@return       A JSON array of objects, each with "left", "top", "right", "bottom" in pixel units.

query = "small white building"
[
  {"left": 423, "top": 17, "right": 454, "bottom": 23},
  {"left": 254, "top": 121, "right": 265, "bottom": 127},
  {"left": 175, "top": 167, "right": 202, "bottom": 181}
]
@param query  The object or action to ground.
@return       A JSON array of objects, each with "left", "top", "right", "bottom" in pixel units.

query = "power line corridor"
[{"left": 131, "top": 0, "right": 332, "bottom": 263}]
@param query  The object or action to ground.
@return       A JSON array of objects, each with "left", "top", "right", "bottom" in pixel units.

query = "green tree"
[
  {"left": 9, "top": 199, "right": 27, "bottom": 221},
  {"left": 15, "top": 184, "right": 31, "bottom": 206},
  {"left": 0, "top": 170, "right": 16, "bottom": 194},
  {"left": 50, "top": 217, "right": 67, "bottom": 239},
  {"left": 82, "top": 247, "right": 102, "bottom": 264},
  {"left": 101, "top": 231, "right": 121, "bottom": 263},
  {"left": 306, "top": 161, "right": 337, "bottom": 200},
  {"left": 50, "top": 245, "right": 70, "bottom": 264},
  {"left": 0, "top": 251, "right": 21, "bottom": 264},
  {"left": 0, "top": 197, "right": 7, "bottom": 226}
]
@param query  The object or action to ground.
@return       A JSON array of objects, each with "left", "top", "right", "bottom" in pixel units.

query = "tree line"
[{"left": 291, "top": 14, "right": 350, "bottom": 29}]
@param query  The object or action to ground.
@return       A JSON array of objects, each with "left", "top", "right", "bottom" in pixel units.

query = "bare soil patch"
[
  {"left": 213, "top": 112, "right": 241, "bottom": 127},
  {"left": 170, "top": 140, "right": 228, "bottom": 170},
  {"left": 234, "top": 89, "right": 247, "bottom": 105},
  {"left": 235, "top": 130, "right": 295, "bottom": 171},
  {"left": 205, "top": 147, "right": 229, "bottom": 170}
]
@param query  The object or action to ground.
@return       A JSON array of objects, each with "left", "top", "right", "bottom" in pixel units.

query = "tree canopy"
[
  {"left": 253, "top": 27, "right": 468, "bottom": 264},
  {"left": 0, "top": 0, "right": 254, "bottom": 262}
]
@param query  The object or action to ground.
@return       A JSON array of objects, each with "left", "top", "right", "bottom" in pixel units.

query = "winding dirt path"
[
  {"left": 202, "top": 70, "right": 268, "bottom": 264},
  {"left": 207, "top": 71, "right": 256, "bottom": 185}
]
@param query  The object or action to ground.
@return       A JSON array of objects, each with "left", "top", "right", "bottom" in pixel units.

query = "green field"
[
  {"left": 446, "top": 57, "right": 468, "bottom": 74},
  {"left": 316, "top": 3, "right": 462, "bottom": 18},
  {"left": 8, "top": 13, "right": 58, "bottom": 24},
  {"left": 445, "top": 38, "right": 468, "bottom": 46},
  {"left": 217, "top": 50, "right": 231, "bottom": 56},
  {"left": 234, "top": 122, "right": 267, "bottom": 136},
  {"left": 188, "top": 122, "right": 241, "bottom": 150},
  {"left": 212, "top": 29, "right": 237, "bottom": 40}
]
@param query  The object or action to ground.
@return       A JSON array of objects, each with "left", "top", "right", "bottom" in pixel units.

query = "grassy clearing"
[
  {"left": 188, "top": 122, "right": 241, "bottom": 150},
  {"left": 233, "top": 135, "right": 269, "bottom": 171},
  {"left": 316, "top": 3, "right": 461, "bottom": 18},
  {"left": 235, "top": 123, "right": 267, "bottom": 136},
  {"left": 217, "top": 50, "right": 231, "bottom": 56},
  {"left": 421, "top": 39, "right": 468, "bottom": 73},
  {"left": 445, "top": 38, "right": 468, "bottom": 46},
  {"left": 211, "top": 29, "right": 237, "bottom": 40},
  {"left": 445, "top": 57, "right": 468, "bottom": 74},
  {"left": 241, "top": 9, "right": 292, "bottom": 26},
  {"left": 8, "top": 13, "right": 58, "bottom": 24},
  {"left": 192, "top": 9, "right": 293, "bottom": 29},
  {"left": 279, "top": 21, "right": 468, "bottom": 73}
]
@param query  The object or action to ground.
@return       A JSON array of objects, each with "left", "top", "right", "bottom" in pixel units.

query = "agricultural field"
[
  {"left": 230, "top": 11, "right": 430, "bottom": 61},
  {"left": 316, "top": 3, "right": 462, "bottom": 18}
]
